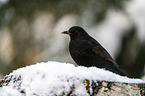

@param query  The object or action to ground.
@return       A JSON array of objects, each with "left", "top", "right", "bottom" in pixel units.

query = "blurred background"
[{"left": 0, "top": 0, "right": 144, "bottom": 80}]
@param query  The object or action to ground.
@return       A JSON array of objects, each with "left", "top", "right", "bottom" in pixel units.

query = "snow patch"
[{"left": 0, "top": 61, "right": 144, "bottom": 95}]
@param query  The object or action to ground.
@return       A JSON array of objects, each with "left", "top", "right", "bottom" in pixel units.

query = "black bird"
[{"left": 62, "top": 26, "right": 126, "bottom": 76}]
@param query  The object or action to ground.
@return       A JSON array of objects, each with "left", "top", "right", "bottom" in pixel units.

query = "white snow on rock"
[
  {"left": 0, "top": 86, "right": 22, "bottom": 96},
  {"left": 0, "top": 61, "right": 144, "bottom": 95}
]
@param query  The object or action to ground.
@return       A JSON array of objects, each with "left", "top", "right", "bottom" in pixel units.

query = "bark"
[{"left": 0, "top": 76, "right": 144, "bottom": 96}]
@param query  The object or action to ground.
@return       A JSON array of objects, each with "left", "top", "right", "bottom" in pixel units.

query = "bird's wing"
[{"left": 92, "top": 47, "right": 119, "bottom": 67}]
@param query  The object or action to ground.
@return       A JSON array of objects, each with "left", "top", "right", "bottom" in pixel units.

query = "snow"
[
  {"left": 142, "top": 75, "right": 145, "bottom": 81},
  {"left": 0, "top": 61, "right": 144, "bottom": 95},
  {"left": 0, "top": 86, "right": 22, "bottom": 96}
]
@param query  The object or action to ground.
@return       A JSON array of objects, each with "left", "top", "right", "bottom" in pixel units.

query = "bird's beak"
[{"left": 61, "top": 31, "right": 72, "bottom": 34}]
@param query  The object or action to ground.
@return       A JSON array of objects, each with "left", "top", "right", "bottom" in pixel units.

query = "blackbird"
[{"left": 62, "top": 26, "right": 126, "bottom": 76}]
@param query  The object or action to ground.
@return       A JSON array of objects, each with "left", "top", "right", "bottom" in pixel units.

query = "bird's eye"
[
  {"left": 75, "top": 31, "right": 79, "bottom": 33},
  {"left": 72, "top": 31, "right": 78, "bottom": 35},
  {"left": 70, "top": 30, "right": 78, "bottom": 35}
]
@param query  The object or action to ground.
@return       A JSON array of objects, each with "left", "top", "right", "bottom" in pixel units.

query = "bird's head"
[{"left": 61, "top": 26, "right": 88, "bottom": 38}]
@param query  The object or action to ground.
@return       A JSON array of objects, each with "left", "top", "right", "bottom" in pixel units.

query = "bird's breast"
[
  {"left": 69, "top": 40, "right": 91, "bottom": 55},
  {"left": 69, "top": 39, "right": 94, "bottom": 65}
]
